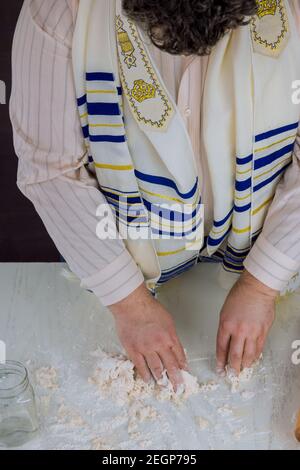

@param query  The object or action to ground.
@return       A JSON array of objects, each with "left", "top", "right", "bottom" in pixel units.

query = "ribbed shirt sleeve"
[
  {"left": 244, "top": 124, "right": 300, "bottom": 291},
  {"left": 9, "top": 0, "right": 144, "bottom": 306}
]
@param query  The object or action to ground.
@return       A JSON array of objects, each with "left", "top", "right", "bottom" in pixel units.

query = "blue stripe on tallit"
[
  {"left": 213, "top": 208, "right": 234, "bottom": 228},
  {"left": 113, "top": 208, "right": 148, "bottom": 224},
  {"left": 236, "top": 154, "right": 253, "bottom": 165},
  {"left": 255, "top": 122, "right": 298, "bottom": 143},
  {"left": 142, "top": 198, "right": 202, "bottom": 222},
  {"left": 235, "top": 177, "right": 252, "bottom": 192},
  {"left": 82, "top": 125, "right": 89, "bottom": 139},
  {"left": 86, "top": 72, "right": 115, "bottom": 81},
  {"left": 135, "top": 170, "right": 198, "bottom": 200},
  {"left": 207, "top": 225, "right": 232, "bottom": 246},
  {"left": 226, "top": 245, "right": 250, "bottom": 258},
  {"left": 254, "top": 160, "right": 292, "bottom": 192},
  {"left": 234, "top": 202, "right": 251, "bottom": 213},
  {"left": 90, "top": 135, "right": 126, "bottom": 143},
  {"left": 254, "top": 143, "right": 294, "bottom": 170},
  {"left": 222, "top": 260, "right": 245, "bottom": 272},
  {"left": 101, "top": 189, "right": 142, "bottom": 204},
  {"left": 87, "top": 102, "right": 121, "bottom": 116},
  {"left": 151, "top": 217, "right": 203, "bottom": 237},
  {"left": 77, "top": 95, "right": 86, "bottom": 107},
  {"left": 158, "top": 257, "right": 198, "bottom": 284},
  {"left": 101, "top": 185, "right": 141, "bottom": 195}
]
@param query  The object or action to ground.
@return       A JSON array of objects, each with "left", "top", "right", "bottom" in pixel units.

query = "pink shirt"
[{"left": 9, "top": 0, "right": 300, "bottom": 305}]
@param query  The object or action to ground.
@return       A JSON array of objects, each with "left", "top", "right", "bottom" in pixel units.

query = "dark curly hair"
[{"left": 122, "top": 0, "right": 257, "bottom": 56}]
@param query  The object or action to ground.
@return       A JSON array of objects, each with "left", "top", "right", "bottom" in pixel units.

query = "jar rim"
[{"left": 0, "top": 360, "right": 28, "bottom": 394}]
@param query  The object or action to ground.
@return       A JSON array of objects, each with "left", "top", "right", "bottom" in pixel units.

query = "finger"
[
  {"left": 145, "top": 352, "right": 164, "bottom": 381},
  {"left": 216, "top": 325, "right": 231, "bottom": 372},
  {"left": 242, "top": 338, "right": 257, "bottom": 369},
  {"left": 228, "top": 335, "right": 246, "bottom": 374},
  {"left": 126, "top": 348, "right": 151, "bottom": 382},
  {"left": 158, "top": 348, "right": 182, "bottom": 392},
  {"left": 256, "top": 335, "right": 266, "bottom": 361},
  {"left": 171, "top": 338, "right": 188, "bottom": 371},
  {"left": 132, "top": 353, "right": 151, "bottom": 383}
]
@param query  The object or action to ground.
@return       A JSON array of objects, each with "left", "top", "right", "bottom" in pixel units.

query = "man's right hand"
[{"left": 109, "top": 284, "right": 187, "bottom": 390}]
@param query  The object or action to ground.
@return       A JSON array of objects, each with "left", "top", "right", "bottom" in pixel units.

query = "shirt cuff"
[
  {"left": 80, "top": 250, "right": 145, "bottom": 306},
  {"left": 244, "top": 234, "right": 299, "bottom": 291}
]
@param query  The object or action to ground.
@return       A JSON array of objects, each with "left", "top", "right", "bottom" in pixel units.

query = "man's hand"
[
  {"left": 216, "top": 270, "right": 278, "bottom": 374},
  {"left": 109, "top": 284, "right": 187, "bottom": 390}
]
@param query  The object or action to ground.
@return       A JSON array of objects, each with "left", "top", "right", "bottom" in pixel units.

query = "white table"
[{"left": 1, "top": 262, "right": 300, "bottom": 450}]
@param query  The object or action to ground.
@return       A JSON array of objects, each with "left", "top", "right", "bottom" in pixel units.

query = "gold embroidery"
[
  {"left": 116, "top": 17, "right": 137, "bottom": 69},
  {"left": 116, "top": 15, "right": 173, "bottom": 130},
  {"left": 257, "top": 0, "right": 277, "bottom": 18},
  {"left": 131, "top": 79, "right": 156, "bottom": 103},
  {"left": 251, "top": 0, "right": 288, "bottom": 52}
]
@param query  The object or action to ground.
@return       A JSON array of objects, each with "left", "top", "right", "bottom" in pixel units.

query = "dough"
[
  {"left": 88, "top": 350, "right": 200, "bottom": 405},
  {"left": 35, "top": 366, "right": 59, "bottom": 390}
]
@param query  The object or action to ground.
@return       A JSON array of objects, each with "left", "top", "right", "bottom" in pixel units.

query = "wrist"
[
  {"left": 239, "top": 269, "right": 278, "bottom": 300},
  {"left": 108, "top": 283, "right": 152, "bottom": 318}
]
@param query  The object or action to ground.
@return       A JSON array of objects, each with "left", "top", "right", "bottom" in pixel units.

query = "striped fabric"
[
  {"left": 9, "top": 0, "right": 300, "bottom": 307},
  {"left": 213, "top": 122, "right": 299, "bottom": 274}
]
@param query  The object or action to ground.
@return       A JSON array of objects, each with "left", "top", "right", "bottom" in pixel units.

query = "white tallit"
[{"left": 72, "top": 0, "right": 300, "bottom": 292}]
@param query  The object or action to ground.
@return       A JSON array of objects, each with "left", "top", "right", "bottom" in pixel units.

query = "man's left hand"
[{"left": 216, "top": 269, "right": 278, "bottom": 374}]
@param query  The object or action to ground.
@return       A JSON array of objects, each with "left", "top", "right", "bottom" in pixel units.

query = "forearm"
[
  {"left": 19, "top": 171, "right": 144, "bottom": 306},
  {"left": 244, "top": 133, "right": 300, "bottom": 291}
]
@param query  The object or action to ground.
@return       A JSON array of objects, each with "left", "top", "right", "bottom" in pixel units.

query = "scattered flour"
[
  {"left": 35, "top": 367, "right": 59, "bottom": 390},
  {"left": 199, "top": 381, "right": 220, "bottom": 393},
  {"left": 233, "top": 427, "right": 247, "bottom": 440},
  {"left": 56, "top": 403, "right": 86, "bottom": 429},
  {"left": 128, "top": 401, "right": 158, "bottom": 435},
  {"left": 88, "top": 350, "right": 200, "bottom": 406},
  {"left": 241, "top": 390, "right": 256, "bottom": 400},
  {"left": 91, "top": 437, "right": 113, "bottom": 450},
  {"left": 196, "top": 416, "right": 210, "bottom": 430},
  {"left": 217, "top": 404, "right": 233, "bottom": 416}
]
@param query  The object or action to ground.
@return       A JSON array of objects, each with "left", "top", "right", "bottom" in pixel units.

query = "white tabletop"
[{"left": 1, "top": 262, "right": 300, "bottom": 450}]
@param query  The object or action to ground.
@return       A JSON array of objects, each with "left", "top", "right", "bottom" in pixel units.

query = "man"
[{"left": 10, "top": 0, "right": 300, "bottom": 390}]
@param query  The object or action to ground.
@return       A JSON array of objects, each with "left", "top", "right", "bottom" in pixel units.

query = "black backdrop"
[{"left": 0, "top": 1, "right": 59, "bottom": 262}]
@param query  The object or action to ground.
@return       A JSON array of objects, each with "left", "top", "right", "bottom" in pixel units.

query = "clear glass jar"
[{"left": 0, "top": 361, "right": 39, "bottom": 447}]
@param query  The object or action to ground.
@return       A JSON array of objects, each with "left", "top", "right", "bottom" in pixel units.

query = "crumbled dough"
[
  {"left": 196, "top": 416, "right": 210, "bottom": 430},
  {"left": 91, "top": 437, "right": 113, "bottom": 450},
  {"left": 57, "top": 403, "right": 86, "bottom": 428},
  {"left": 225, "top": 356, "right": 262, "bottom": 393},
  {"left": 128, "top": 401, "right": 158, "bottom": 435},
  {"left": 88, "top": 351, "right": 200, "bottom": 406},
  {"left": 199, "top": 381, "right": 220, "bottom": 392},
  {"left": 35, "top": 366, "right": 59, "bottom": 390}
]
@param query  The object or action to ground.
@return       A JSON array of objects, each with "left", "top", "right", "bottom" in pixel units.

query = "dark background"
[{"left": 0, "top": 1, "right": 59, "bottom": 262}]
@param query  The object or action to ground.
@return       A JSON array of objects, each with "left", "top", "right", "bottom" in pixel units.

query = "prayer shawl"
[{"left": 72, "top": 0, "right": 300, "bottom": 292}]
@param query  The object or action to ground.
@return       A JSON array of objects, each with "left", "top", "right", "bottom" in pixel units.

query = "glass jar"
[{"left": 0, "top": 361, "right": 39, "bottom": 447}]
